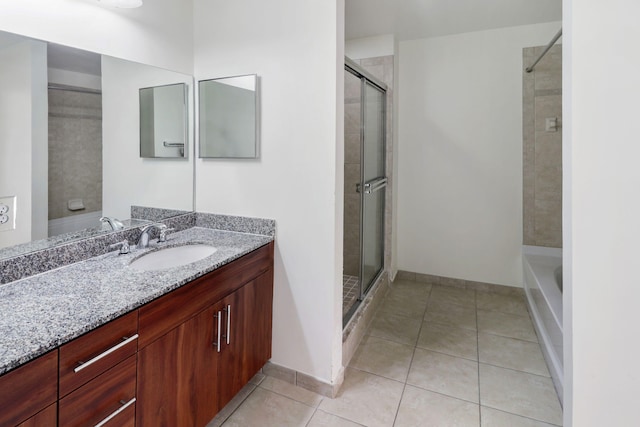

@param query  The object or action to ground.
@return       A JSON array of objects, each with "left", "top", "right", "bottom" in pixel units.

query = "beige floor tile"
[
  {"left": 307, "top": 410, "right": 365, "bottom": 427},
  {"left": 222, "top": 387, "right": 315, "bottom": 427},
  {"left": 395, "top": 385, "right": 480, "bottom": 427},
  {"left": 259, "top": 376, "right": 323, "bottom": 407},
  {"left": 478, "top": 333, "right": 549, "bottom": 376},
  {"left": 407, "top": 348, "right": 479, "bottom": 403},
  {"left": 378, "top": 287, "right": 429, "bottom": 319},
  {"left": 389, "top": 279, "right": 432, "bottom": 295},
  {"left": 429, "top": 285, "right": 476, "bottom": 308},
  {"left": 481, "top": 406, "right": 560, "bottom": 427},
  {"left": 207, "top": 382, "right": 256, "bottom": 427},
  {"left": 318, "top": 368, "right": 404, "bottom": 427},
  {"left": 349, "top": 335, "right": 415, "bottom": 382},
  {"left": 425, "top": 301, "right": 477, "bottom": 330},
  {"left": 477, "top": 310, "right": 537, "bottom": 342},
  {"left": 368, "top": 310, "right": 422, "bottom": 346},
  {"left": 476, "top": 292, "right": 529, "bottom": 316},
  {"left": 479, "top": 364, "right": 562, "bottom": 426},
  {"left": 417, "top": 322, "right": 478, "bottom": 360}
]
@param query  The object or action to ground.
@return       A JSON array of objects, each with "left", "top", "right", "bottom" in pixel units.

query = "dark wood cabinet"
[
  {"left": 137, "top": 306, "right": 219, "bottom": 426},
  {"left": 137, "top": 242, "right": 274, "bottom": 427},
  {"left": 0, "top": 350, "right": 57, "bottom": 427},
  {"left": 17, "top": 404, "right": 56, "bottom": 427},
  {"left": 217, "top": 270, "right": 273, "bottom": 408}
]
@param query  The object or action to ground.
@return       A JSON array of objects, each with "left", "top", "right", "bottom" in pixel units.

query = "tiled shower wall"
[
  {"left": 343, "top": 55, "right": 394, "bottom": 277},
  {"left": 48, "top": 90, "right": 103, "bottom": 220},
  {"left": 523, "top": 45, "right": 562, "bottom": 248}
]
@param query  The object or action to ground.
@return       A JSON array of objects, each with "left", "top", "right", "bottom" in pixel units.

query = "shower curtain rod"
[
  {"left": 47, "top": 83, "right": 102, "bottom": 95},
  {"left": 526, "top": 28, "right": 562, "bottom": 73}
]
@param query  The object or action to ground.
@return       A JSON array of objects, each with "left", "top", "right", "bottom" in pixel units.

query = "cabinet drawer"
[
  {"left": 59, "top": 354, "right": 136, "bottom": 427},
  {"left": 16, "top": 403, "right": 56, "bottom": 427},
  {"left": 59, "top": 311, "right": 138, "bottom": 397},
  {"left": 0, "top": 350, "right": 57, "bottom": 427}
]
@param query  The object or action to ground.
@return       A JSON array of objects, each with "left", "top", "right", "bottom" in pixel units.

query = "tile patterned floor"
[
  {"left": 209, "top": 278, "right": 563, "bottom": 427},
  {"left": 343, "top": 274, "right": 360, "bottom": 316}
]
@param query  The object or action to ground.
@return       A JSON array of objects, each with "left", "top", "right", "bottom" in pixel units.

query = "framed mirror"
[
  {"left": 199, "top": 74, "right": 258, "bottom": 158},
  {"left": 140, "top": 83, "right": 188, "bottom": 158}
]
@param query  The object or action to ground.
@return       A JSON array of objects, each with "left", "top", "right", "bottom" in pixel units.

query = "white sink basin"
[{"left": 129, "top": 244, "right": 217, "bottom": 271}]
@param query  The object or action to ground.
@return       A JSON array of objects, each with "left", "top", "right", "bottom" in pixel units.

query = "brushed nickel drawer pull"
[
  {"left": 214, "top": 311, "right": 222, "bottom": 352},
  {"left": 225, "top": 304, "right": 231, "bottom": 345},
  {"left": 93, "top": 397, "right": 136, "bottom": 427},
  {"left": 74, "top": 334, "right": 139, "bottom": 373}
]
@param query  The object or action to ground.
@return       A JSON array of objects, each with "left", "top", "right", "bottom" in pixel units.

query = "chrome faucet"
[
  {"left": 136, "top": 224, "right": 175, "bottom": 248},
  {"left": 136, "top": 224, "right": 161, "bottom": 249},
  {"left": 100, "top": 216, "right": 124, "bottom": 231}
]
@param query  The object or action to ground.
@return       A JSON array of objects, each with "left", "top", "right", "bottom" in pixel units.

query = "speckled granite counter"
[{"left": 0, "top": 226, "right": 273, "bottom": 375}]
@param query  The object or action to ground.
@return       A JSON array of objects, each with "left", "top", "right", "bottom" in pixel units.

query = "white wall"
[
  {"left": 346, "top": 34, "right": 394, "bottom": 60},
  {"left": 102, "top": 56, "right": 194, "bottom": 219},
  {"left": 193, "top": 0, "right": 345, "bottom": 384},
  {"left": 0, "top": 39, "right": 47, "bottom": 248},
  {"left": 566, "top": 0, "right": 640, "bottom": 425},
  {"left": 0, "top": 0, "right": 194, "bottom": 75},
  {"left": 397, "top": 22, "right": 561, "bottom": 287}
]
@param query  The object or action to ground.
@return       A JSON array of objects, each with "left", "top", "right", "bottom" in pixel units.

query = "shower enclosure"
[{"left": 343, "top": 58, "right": 387, "bottom": 325}]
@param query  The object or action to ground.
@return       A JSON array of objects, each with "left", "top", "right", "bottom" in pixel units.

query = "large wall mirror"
[
  {"left": 199, "top": 74, "right": 259, "bottom": 158},
  {"left": 0, "top": 29, "right": 195, "bottom": 259}
]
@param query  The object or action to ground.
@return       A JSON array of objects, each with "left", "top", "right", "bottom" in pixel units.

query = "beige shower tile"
[
  {"left": 318, "top": 368, "right": 404, "bottom": 427},
  {"left": 221, "top": 387, "right": 315, "bottom": 427},
  {"left": 344, "top": 194, "right": 361, "bottom": 225},
  {"left": 368, "top": 309, "right": 422, "bottom": 346},
  {"left": 307, "top": 410, "right": 364, "bottom": 427},
  {"left": 479, "top": 364, "right": 562, "bottom": 425},
  {"left": 534, "top": 96, "right": 562, "bottom": 132},
  {"left": 344, "top": 163, "right": 361, "bottom": 195},
  {"left": 345, "top": 133, "right": 361, "bottom": 164},
  {"left": 478, "top": 334, "right": 549, "bottom": 376},
  {"left": 395, "top": 385, "right": 480, "bottom": 427},
  {"left": 349, "top": 335, "right": 414, "bottom": 382},
  {"left": 425, "top": 301, "right": 477, "bottom": 330},
  {"left": 476, "top": 292, "right": 528, "bottom": 316},
  {"left": 477, "top": 310, "right": 537, "bottom": 342},
  {"left": 429, "top": 285, "right": 475, "bottom": 308},
  {"left": 407, "top": 348, "right": 479, "bottom": 403},
  {"left": 417, "top": 322, "right": 478, "bottom": 360},
  {"left": 259, "top": 376, "right": 323, "bottom": 407},
  {"left": 481, "top": 406, "right": 559, "bottom": 427}
]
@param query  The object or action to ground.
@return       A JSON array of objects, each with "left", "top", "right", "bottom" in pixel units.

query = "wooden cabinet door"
[
  {"left": 137, "top": 306, "right": 219, "bottom": 427},
  {"left": 217, "top": 269, "right": 273, "bottom": 408}
]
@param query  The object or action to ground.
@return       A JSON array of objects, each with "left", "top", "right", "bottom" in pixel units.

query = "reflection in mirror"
[
  {"left": 0, "top": 29, "right": 195, "bottom": 258},
  {"left": 140, "top": 83, "right": 188, "bottom": 158},
  {"left": 199, "top": 74, "right": 258, "bottom": 158}
]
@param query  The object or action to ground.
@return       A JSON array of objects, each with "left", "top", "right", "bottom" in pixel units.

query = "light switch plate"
[{"left": 0, "top": 196, "right": 16, "bottom": 232}]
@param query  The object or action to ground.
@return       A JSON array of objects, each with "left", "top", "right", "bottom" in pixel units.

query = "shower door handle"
[{"left": 362, "top": 177, "right": 387, "bottom": 194}]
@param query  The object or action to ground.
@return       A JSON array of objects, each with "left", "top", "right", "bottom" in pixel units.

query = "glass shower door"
[{"left": 360, "top": 82, "right": 386, "bottom": 296}]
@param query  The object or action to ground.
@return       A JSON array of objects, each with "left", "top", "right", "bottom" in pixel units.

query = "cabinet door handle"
[
  {"left": 225, "top": 304, "right": 231, "bottom": 345},
  {"left": 214, "top": 310, "right": 222, "bottom": 352},
  {"left": 93, "top": 397, "right": 136, "bottom": 427},
  {"left": 74, "top": 334, "right": 138, "bottom": 373}
]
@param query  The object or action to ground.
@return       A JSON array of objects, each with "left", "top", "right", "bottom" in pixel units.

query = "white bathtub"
[{"left": 523, "top": 245, "right": 563, "bottom": 404}]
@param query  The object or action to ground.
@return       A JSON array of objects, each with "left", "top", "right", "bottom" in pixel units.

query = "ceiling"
[{"left": 345, "top": 0, "right": 562, "bottom": 41}]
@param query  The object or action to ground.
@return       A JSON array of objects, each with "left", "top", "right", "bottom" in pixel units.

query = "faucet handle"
[
  {"left": 158, "top": 226, "right": 176, "bottom": 242},
  {"left": 109, "top": 240, "right": 130, "bottom": 255}
]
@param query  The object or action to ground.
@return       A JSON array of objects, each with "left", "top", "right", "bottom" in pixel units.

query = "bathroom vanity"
[{"left": 0, "top": 221, "right": 274, "bottom": 426}]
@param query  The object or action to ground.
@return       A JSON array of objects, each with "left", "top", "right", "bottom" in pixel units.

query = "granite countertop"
[{"left": 0, "top": 226, "right": 273, "bottom": 375}]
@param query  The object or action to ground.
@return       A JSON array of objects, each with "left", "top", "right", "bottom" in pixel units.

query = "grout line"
[
  {"left": 478, "top": 361, "right": 553, "bottom": 379},
  {"left": 480, "top": 404, "right": 563, "bottom": 427}
]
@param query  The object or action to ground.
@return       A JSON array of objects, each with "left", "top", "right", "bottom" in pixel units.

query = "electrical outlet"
[{"left": 0, "top": 196, "right": 16, "bottom": 232}]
